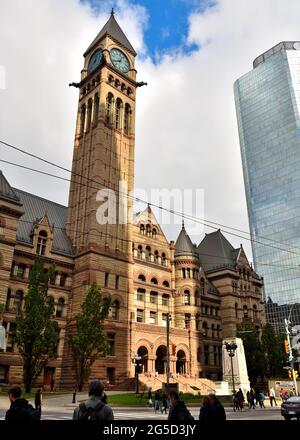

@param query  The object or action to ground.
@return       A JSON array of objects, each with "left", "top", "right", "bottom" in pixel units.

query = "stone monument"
[{"left": 222, "top": 337, "right": 250, "bottom": 395}]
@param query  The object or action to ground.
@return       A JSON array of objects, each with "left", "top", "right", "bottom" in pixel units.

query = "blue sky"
[{"left": 84, "top": 0, "right": 212, "bottom": 58}]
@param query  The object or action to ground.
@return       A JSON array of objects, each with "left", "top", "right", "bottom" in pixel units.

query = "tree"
[
  {"left": 15, "top": 259, "right": 58, "bottom": 392},
  {"left": 237, "top": 321, "right": 266, "bottom": 385},
  {"left": 261, "top": 324, "right": 286, "bottom": 377},
  {"left": 69, "top": 282, "right": 111, "bottom": 391}
]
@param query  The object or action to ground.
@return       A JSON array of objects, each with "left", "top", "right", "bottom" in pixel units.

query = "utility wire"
[{"left": 1, "top": 139, "right": 300, "bottom": 258}]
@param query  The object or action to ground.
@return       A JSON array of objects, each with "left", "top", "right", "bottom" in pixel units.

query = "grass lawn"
[
  {"left": 0, "top": 391, "right": 70, "bottom": 400},
  {"left": 108, "top": 392, "right": 232, "bottom": 407}
]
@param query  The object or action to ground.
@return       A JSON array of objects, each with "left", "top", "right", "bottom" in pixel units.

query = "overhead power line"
[{"left": 1, "top": 139, "right": 300, "bottom": 260}]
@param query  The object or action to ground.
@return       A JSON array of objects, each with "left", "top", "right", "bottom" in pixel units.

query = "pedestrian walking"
[
  {"left": 199, "top": 396, "right": 215, "bottom": 421},
  {"left": 269, "top": 387, "right": 277, "bottom": 407},
  {"left": 50, "top": 378, "right": 55, "bottom": 392},
  {"left": 73, "top": 379, "right": 114, "bottom": 420},
  {"left": 168, "top": 391, "right": 194, "bottom": 421},
  {"left": 5, "top": 385, "right": 41, "bottom": 420},
  {"left": 34, "top": 388, "right": 42, "bottom": 417},
  {"left": 246, "top": 391, "right": 250, "bottom": 409},
  {"left": 236, "top": 388, "right": 244, "bottom": 410},
  {"left": 258, "top": 391, "right": 265, "bottom": 408},
  {"left": 154, "top": 390, "right": 163, "bottom": 414},
  {"left": 147, "top": 387, "right": 153, "bottom": 407},
  {"left": 162, "top": 393, "right": 168, "bottom": 414},
  {"left": 280, "top": 388, "right": 285, "bottom": 402},
  {"left": 232, "top": 391, "right": 238, "bottom": 411},
  {"left": 249, "top": 389, "right": 255, "bottom": 409}
]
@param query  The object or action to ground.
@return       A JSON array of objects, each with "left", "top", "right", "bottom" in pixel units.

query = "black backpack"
[
  {"left": 78, "top": 402, "right": 105, "bottom": 420},
  {"left": 20, "top": 404, "right": 41, "bottom": 421},
  {"left": 178, "top": 406, "right": 194, "bottom": 421}
]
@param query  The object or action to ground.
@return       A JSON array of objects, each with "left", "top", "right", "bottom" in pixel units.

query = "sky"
[{"left": 1, "top": 0, "right": 300, "bottom": 262}]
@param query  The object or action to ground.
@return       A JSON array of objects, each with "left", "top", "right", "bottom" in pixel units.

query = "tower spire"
[{"left": 111, "top": 7, "right": 114, "bottom": 16}]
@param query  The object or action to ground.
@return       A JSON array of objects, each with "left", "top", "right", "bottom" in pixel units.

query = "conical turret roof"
[
  {"left": 175, "top": 223, "right": 198, "bottom": 258},
  {"left": 84, "top": 10, "right": 136, "bottom": 57}
]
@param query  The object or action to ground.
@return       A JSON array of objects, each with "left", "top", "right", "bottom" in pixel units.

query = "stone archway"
[
  {"left": 137, "top": 346, "right": 149, "bottom": 373},
  {"left": 155, "top": 345, "right": 167, "bottom": 374},
  {"left": 176, "top": 349, "right": 187, "bottom": 374}
]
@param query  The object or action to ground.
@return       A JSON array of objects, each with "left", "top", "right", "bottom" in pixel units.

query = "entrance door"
[
  {"left": 43, "top": 367, "right": 55, "bottom": 390},
  {"left": 155, "top": 345, "right": 167, "bottom": 374}
]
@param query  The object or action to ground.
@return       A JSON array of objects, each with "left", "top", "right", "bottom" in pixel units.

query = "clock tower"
[{"left": 64, "top": 11, "right": 138, "bottom": 387}]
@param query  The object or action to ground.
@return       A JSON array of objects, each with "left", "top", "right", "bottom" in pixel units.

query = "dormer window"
[{"left": 36, "top": 231, "right": 47, "bottom": 256}]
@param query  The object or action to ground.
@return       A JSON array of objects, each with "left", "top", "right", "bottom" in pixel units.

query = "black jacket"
[
  {"left": 5, "top": 398, "right": 35, "bottom": 421},
  {"left": 168, "top": 400, "right": 186, "bottom": 421}
]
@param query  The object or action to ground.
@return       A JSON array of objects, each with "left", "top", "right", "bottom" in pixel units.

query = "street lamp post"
[
  {"left": 166, "top": 313, "right": 172, "bottom": 392},
  {"left": 132, "top": 353, "right": 142, "bottom": 394},
  {"left": 225, "top": 342, "right": 238, "bottom": 393}
]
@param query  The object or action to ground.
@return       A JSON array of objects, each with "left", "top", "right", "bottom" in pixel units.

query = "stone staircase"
[{"left": 137, "top": 373, "right": 217, "bottom": 395}]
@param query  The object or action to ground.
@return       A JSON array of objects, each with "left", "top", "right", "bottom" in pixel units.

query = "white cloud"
[{"left": 1, "top": 0, "right": 300, "bottom": 259}]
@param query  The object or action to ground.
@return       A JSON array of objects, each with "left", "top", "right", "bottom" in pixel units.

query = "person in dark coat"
[
  {"left": 147, "top": 387, "right": 153, "bottom": 407},
  {"left": 249, "top": 389, "right": 255, "bottom": 409},
  {"left": 168, "top": 391, "right": 190, "bottom": 421},
  {"left": 209, "top": 394, "right": 226, "bottom": 421},
  {"left": 5, "top": 385, "right": 40, "bottom": 421},
  {"left": 236, "top": 388, "right": 244, "bottom": 410},
  {"left": 34, "top": 389, "right": 42, "bottom": 416},
  {"left": 199, "top": 395, "right": 215, "bottom": 421}
]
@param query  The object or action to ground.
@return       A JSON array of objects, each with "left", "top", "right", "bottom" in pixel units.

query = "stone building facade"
[{"left": 0, "top": 12, "right": 265, "bottom": 390}]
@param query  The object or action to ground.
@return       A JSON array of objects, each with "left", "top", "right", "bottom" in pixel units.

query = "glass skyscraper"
[{"left": 234, "top": 41, "right": 300, "bottom": 332}]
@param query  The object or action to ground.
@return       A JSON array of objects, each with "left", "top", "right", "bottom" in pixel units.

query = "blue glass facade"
[{"left": 234, "top": 42, "right": 300, "bottom": 331}]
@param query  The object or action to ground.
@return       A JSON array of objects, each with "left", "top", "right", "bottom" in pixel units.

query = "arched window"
[
  {"left": 162, "top": 280, "right": 169, "bottom": 288},
  {"left": 93, "top": 93, "right": 99, "bottom": 125},
  {"left": 124, "top": 103, "right": 131, "bottom": 135},
  {"left": 14, "top": 290, "right": 23, "bottom": 313},
  {"left": 108, "top": 74, "right": 114, "bottom": 84},
  {"left": 105, "top": 93, "right": 113, "bottom": 124},
  {"left": 235, "top": 303, "right": 238, "bottom": 318},
  {"left": 140, "top": 224, "right": 145, "bottom": 235},
  {"left": 55, "top": 297, "right": 65, "bottom": 318},
  {"left": 200, "top": 278, "right": 205, "bottom": 295},
  {"left": 243, "top": 305, "right": 248, "bottom": 319},
  {"left": 150, "top": 277, "right": 158, "bottom": 285},
  {"left": 211, "top": 324, "right": 216, "bottom": 338},
  {"left": 146, "top": 224, "right": 151, "bottom": 237},
  {"left": 138, "top": 274, "right": 146, "bottom": 282},
  {"left": 186, "top": 268, "right": 191, "bottom": 279},
  {"left": 137, "top": 245, "right": 143, "bottom": 259},
  {"left": 182, "top": 268, "right": 186, "bottom": 279},
  {"left": 253, "top": 304, "right": 258, "bottom": 320},
  {"left": 161, "top": 253, "right": 167, "bottom": 266},
  {"left": 36, "top": 231, "right": 47, "bottom": 256},
  {"left": 86, "top": 98, "right": 92, "bottom": 131},
  {"left": 152, "top": 228, "right": 157, "bottom": 238},
  {"left": 111, "top": 300, "right": 120, "bottom": 320},
  {"left": 145, "top": 246, "right": 151, "bottom": 261},
  {"left": 154, "top": 250, "right": 159, "bottom": 263},
  {"left": 202, "top": 322, "right": 208, "bottom": 337},
  {"left": 184, "top": 290, "right": 190, "bottom": 305},
  {"left": 115, "top": 79, "right": 120, "bottom": 88},
  {"left": 115, "top": 98, "right": 123, "bottom": 129},
  {"left": 79, "top": 104, "right": 86, "bottom": 135}
]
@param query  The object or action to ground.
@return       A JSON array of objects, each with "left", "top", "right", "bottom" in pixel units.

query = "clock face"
[
  {"left": 110, "top": 48, "right": 130, "bottom": 73},
  {"left": 88, "top": 49, "right": 102, "bottom": 73}
]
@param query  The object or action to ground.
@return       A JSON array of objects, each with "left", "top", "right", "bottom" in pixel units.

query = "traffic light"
[
  {"left": 288, "top": 370, "right": 292, "bottom": 378},
  {"left": 284, "top": 340, "right": 289, "bottom": 354},
  {"left": 295, "top": 371, "right": 299, "bottom": 379}
]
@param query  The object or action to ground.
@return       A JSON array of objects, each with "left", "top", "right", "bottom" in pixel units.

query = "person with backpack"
[
  {"left": 258, "top": 391, "right": 265, "bottom": 408},
  {"left": 5, "top": 385, "right": 41, "bottom": 421},
  {"left": 73, "top": 379, "right": 114, "bottom": 420},
  {"left": 147, "top": 387, "right": 153, "bottom": 407},
  {"left": 168, "top": 390, "right": 194, "bottom": 421}
]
